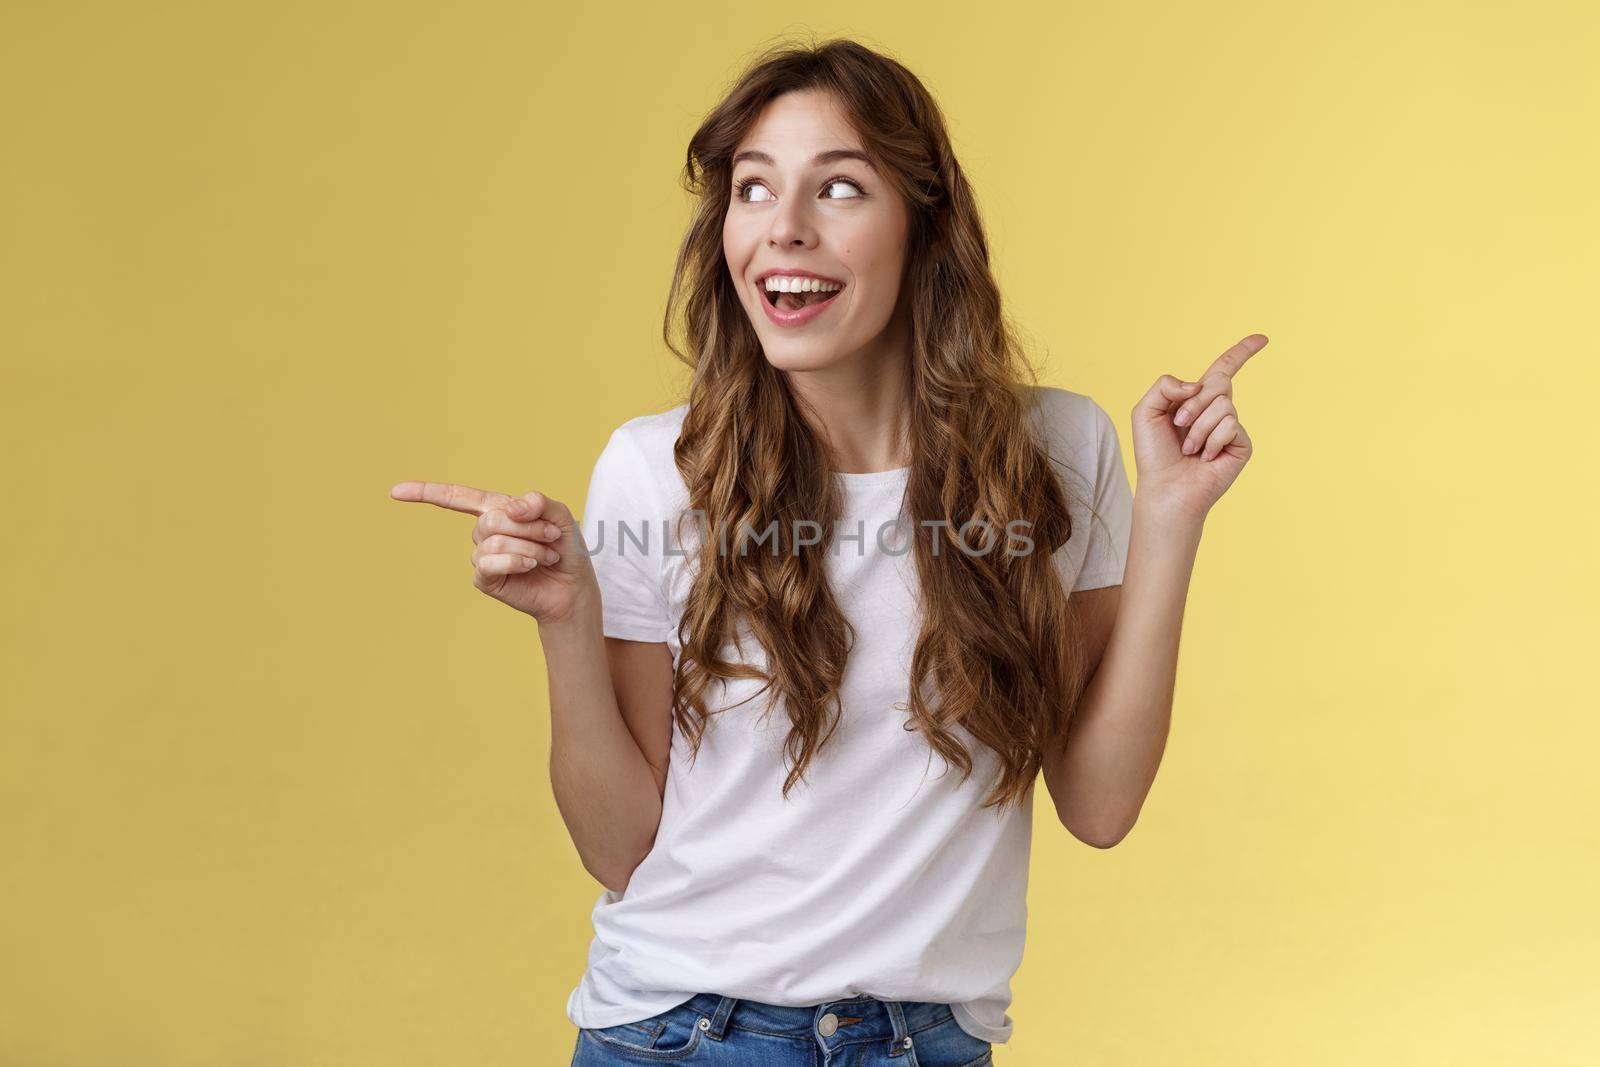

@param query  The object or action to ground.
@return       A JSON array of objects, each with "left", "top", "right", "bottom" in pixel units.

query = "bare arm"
[
  {"left": 1041, "top": 335, "right": 1266, "bottom": 848},
  {"left": 388, "top": 476, "right": 679, "bottom": 895},
  {"left": 541, "top": 593, "right": 676, "bottom": 894},
  {"left": 1042, "top": 498, "right": 1201, "bottom": 848}
]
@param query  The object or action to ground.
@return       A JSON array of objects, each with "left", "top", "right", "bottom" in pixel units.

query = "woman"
[{"left": 392, "top": 37, "right": 1264, "bottom": 1067}]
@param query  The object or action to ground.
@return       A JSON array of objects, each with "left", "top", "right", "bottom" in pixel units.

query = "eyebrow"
[{"left": 731, "top": 148, "right": 878, "bottom": 172}]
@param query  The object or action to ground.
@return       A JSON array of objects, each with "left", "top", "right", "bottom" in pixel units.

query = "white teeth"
[{"left": 763, "top": 276, "right": 843, "bottom": 293}]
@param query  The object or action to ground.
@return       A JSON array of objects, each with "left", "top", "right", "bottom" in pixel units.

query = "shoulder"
[
  {"left": 601, "top": 402, "right": 689, "bottom": 464},
  {"left": 610, "top": 401, "right": 689, "bottom": 451},
  {"left": 596, "top": 402, "right": 691, "bottom": 508},
  {"left": 1024, "top": 384, "right": 1116, "bottom": 469}
]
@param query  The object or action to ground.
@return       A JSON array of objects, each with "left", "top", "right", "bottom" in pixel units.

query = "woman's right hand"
[{"left": 389, "top": 480, "right": 597, "bottom": 624}]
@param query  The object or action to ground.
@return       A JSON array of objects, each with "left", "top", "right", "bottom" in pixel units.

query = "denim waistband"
[{"left": 671, "top": 991, "right": 954, "bottom": 1055}]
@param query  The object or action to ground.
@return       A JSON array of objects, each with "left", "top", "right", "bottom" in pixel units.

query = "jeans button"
[{"left": 818, "top": 1012, "right": 839, "bottom": 1037}]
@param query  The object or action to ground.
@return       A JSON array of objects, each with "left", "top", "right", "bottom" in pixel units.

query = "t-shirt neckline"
[{"left": 831, "top": 465, "right": 911, "bottom": 488}]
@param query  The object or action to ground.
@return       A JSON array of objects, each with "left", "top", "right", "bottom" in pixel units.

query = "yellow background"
[{"left": 3, "top": 2, "right": 1595, "bottom": 1064}]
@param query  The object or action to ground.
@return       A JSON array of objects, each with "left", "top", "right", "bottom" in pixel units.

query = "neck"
[{"left": 783, "top": 309, "right": 914, "bottom": 474}]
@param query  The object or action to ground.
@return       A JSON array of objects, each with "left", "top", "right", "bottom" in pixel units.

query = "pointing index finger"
[
  {"left": 390, "top": 480, "right": 514, "bottom": 516},
  {"left": 1200, "top": 333, "right": 1269, "bottom": 381}
]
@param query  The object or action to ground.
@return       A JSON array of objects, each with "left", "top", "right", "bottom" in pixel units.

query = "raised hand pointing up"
[
  {"left": 389, "top": 481, "right": 595, "bottom": 624},
  {"left": 1130, "top": 333, "right": 1268, "bottom": 523}
]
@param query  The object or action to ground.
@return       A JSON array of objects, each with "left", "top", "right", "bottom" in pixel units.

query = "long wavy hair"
[{"left": 660, "top": 36, "right": 1099, "bottom": 812}]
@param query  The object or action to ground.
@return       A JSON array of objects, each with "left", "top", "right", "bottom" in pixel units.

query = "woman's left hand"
[{"left": 1129, "top": 333, "right": 1268, "bottom": 523}]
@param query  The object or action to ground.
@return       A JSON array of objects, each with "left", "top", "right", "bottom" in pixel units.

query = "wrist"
[
  {"left": 536, "top": 590, "right": 604, "bottom": 645},
  {"left": 1132, "top": 491, "right": 1207, "bottom": 538}
]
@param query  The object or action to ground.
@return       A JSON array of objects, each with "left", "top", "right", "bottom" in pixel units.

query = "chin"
[{"left": 758, "top": 344, "right": 850, "bottom": 373}]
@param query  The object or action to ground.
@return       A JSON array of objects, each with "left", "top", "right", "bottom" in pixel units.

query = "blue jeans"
[{"left": 571, "top": 992, "right": 995, "bottom": 1065}]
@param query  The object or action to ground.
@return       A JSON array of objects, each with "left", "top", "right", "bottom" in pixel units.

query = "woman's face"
[{"left": 723, "top": 89, "right": 910, "bottom": 373}]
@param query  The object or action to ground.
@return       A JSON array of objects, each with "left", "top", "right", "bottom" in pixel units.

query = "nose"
[{"left": 766, "top": 196, "right": 818, "bottom": 249}]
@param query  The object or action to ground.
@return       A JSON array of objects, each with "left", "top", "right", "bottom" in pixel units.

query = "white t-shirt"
[{"left": 564, "top": 385, "right": 1134, "bottom": 1044}]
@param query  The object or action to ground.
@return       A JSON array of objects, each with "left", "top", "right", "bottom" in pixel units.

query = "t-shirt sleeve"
[
  {"left": 1071, "top": 401, "right": 1135, "bottom": 592},
  {"left": 579, "top": 425, "right": 673, "bottom": 643}
]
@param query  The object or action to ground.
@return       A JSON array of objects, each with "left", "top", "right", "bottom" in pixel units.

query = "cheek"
[
  {"left": 722, "top": 216, "right": 752, "bottom": 266},
  {"left": 839, "top": 215, "right": 904, "bottom": 286}
]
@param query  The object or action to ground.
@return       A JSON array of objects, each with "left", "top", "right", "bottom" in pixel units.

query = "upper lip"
[{"left": 754, "top": 267, "right": 847, "bottom": 286}]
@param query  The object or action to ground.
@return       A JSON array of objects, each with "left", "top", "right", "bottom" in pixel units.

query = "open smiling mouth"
[{"left": 765, "top": 287, "right": 843, "bottom": 312}]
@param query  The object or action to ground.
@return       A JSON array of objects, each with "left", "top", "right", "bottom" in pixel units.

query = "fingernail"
[
  {"left": 1182, "top": 438, "right": 1198, "bottom": 454},
  {"left": 1174, "top": 409, "right": 1192, "bottom": 426}
]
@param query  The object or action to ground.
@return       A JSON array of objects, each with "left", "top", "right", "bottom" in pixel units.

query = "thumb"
[{"left": 1135, "top": 375, "right": 1200, "bottom": 421}]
